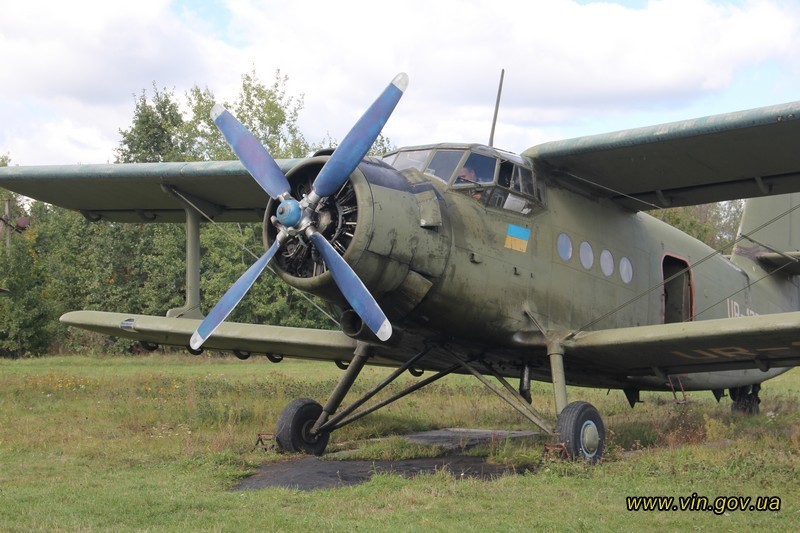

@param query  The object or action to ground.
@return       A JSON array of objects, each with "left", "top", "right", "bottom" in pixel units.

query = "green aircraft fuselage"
[{"left": 260, "top": 144, "right": 798, "bottom": 392}]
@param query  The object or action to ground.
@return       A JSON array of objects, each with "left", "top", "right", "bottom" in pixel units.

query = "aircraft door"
[{"left": 662, "top": 255, "right": 693, "bottom": 323}]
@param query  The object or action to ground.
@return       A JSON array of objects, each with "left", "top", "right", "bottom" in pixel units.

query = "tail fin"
[{"left": 731, "top": 192, "right": 800, "bottom": 276}]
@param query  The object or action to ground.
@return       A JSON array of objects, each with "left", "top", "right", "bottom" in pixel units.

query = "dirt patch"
[
  {"left": 235, "top": 428, "right": 540, "bottom": 491},
  {"left": 234, "top": 455, "right": 521, "bottom": 491}
]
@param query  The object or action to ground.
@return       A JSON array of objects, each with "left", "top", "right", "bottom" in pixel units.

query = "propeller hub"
[{"left": 276, "top": 199, "right": 303, "bottom": 227}]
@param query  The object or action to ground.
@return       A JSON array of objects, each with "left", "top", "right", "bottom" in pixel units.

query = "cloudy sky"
[{"left": 2, "top": 0, "right": 800, "bottom": 165}]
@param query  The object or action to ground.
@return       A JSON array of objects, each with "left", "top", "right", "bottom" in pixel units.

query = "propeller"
[
  {"left": 189, "top": 73, "right": 408, "bottom": 351},
  {"left": 210, "top": 105, "right": 291, "bottom": 200}
]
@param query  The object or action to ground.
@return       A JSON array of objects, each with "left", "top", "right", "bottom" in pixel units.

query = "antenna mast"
[{"left": 488, "top": 69, "right": 505, "bottom": 147}]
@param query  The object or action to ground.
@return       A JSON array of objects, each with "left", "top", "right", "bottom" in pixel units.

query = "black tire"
[
  {"left": 555, "top": 401, "right": 605, "bottom": 463},
  {"left": 730, "top": 385, "right": 760, "bottom": 415},
  {"left": 275, "top": 398, "right": 330, "bottom": 456},
  {"left": 729, "top": 385, "right": 747, "bottom": 402}
]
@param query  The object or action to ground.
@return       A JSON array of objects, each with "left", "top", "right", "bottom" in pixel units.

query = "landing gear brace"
[{"left": 274, "top": 336, "right": 606, "bottom": 463}]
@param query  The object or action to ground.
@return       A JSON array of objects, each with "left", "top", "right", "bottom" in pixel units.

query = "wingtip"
[{"left": 392, "top": 72, "right": 409, "bottom": 93}]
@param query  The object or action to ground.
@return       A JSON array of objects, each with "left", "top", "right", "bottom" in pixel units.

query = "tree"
[
  {"left": 179, "top": 85, "right": 234, "bottom": 162},
  {"left": 0, "top": 196, "right": 57, "bottom": 357},
  {"left": 116, "top": 85, "right": 186, "bottom": 163},
  {"left": 120, "top": 69, "right": 312, "bottom": 163},
  {"left": 2, "top": 155, "right": 54, "bottom": 357},
  {"left": 231, "top": 69, "right": 310, "bottom": 159},
  {"left": 22, "top": 201, "right": 191, "bottom": 353},
  {"left": 660, "top": 201, "right": 743, "bottom": 253}
]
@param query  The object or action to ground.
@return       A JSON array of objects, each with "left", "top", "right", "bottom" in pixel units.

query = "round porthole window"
[
  {"left": 600, "top": 249, "right": 614, "bottom": 277},
  {"left": 579, "top": 241, "right": 594, "bottom": 269},
  {"left": 620, "top": 257, "right": 633, "bottom": 284},
  {"left": 557, "top": 233, "right": 572, "bottom": 261}
]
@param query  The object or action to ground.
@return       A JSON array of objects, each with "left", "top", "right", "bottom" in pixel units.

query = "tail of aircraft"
[
  {"left": 734, "top": 192, "right": 800, "bottom": 257},
  {"left": 731, "top": 192, "right": 800, "bottom": 311}
]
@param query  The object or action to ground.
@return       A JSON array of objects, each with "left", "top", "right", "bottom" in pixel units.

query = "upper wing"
[
  {"left": 0, "top": 159, "right": 302, "bottom": 222},
  {"left": 564, "top": 311, "right": 800, "bottom": 376},
  {"left": 524, "top": 101, "right": 800, "bottom": 210}
]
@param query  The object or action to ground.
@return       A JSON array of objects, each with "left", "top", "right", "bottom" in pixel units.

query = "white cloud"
[{"left": 1, "top": 0, "right": 799, "bottom": 164}]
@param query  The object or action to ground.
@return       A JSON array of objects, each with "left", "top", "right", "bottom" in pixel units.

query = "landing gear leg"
[
  {"left": 548, "top": 339, "right": 568, "bottom": 415},
  {"left": 549, "top": 336, "right": 605, "bottom": 462},
  {"left": 312, "top": 342, "right": 372, "bottom": 434},
  {"left": 730, "top": 384, "right": 761, "bottom": 415},
  {"left": 275, "top": 342, "right": 371, "bottom": 455}
]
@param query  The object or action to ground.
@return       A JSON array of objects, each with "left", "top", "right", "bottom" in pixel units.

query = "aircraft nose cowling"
[{"left": 263, "top": 156, "right": 450, "bottom": 320}]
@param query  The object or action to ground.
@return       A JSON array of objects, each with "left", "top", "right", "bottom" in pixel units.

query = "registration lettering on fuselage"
[{"left": 672, "top": 342, "right": 800, "bottom": 360}]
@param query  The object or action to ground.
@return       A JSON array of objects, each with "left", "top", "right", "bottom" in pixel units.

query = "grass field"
[{"left": 1, "top": 353, "right": 799, "bottom": 530}]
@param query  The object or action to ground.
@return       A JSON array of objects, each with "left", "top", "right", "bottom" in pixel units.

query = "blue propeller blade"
[
  {"left": 211, "top": 104, "right": 291, "bottom": 200},
  {"left": 312, "top": 73, "right": 408, "bottom": 199},
  {"left": 190, "top": 239, "right": 282, "bottom": 350},
  {"left": 308, "top": 231, "right": 392, "bottom": 341}
]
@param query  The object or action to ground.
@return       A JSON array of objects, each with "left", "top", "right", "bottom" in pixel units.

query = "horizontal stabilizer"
[{"left": 755, "top": 251, "right": 800, "bottom": 276}]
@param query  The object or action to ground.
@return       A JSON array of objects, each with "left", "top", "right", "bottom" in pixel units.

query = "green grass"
[{"left": 1, "top": 354, "right": 799, "bottom": 530}]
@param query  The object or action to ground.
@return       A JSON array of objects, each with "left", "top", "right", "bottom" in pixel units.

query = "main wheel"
[
  {"left": 555, "top": 401, "right": 605, "bottom": 463},
  {"left": 275, "top": 398, "right": 330, "bottom": 455},
  {"left": 730, "top": 385, "right": 760, "bottom": 415}
]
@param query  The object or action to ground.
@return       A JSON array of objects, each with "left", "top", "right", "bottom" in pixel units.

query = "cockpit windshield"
[
  {"left": 383, "top": 144, "right": 545, "bottom": 214},
  {"left": 426, "top": 150, "right": 464, "bottom": 182},
  {"left": 386, "top": 149, "right": 432, "bottom": 172}
]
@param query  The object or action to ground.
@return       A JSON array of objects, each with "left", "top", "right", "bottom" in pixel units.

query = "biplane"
[{"left": 2, "top": 73, "right": 800, "bottom": 461}]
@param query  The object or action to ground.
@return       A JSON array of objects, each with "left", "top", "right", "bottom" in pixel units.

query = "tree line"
[{"left": 0, "top": 71, "right": 740, "bottom": 356}]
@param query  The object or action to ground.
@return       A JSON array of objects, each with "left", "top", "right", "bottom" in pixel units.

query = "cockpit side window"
[
  {"left": 475, "top": 160, "right": 542, "bottom": 214},
  {"left": 511, "top": 166, "right": 535, "bottom": 196},
  {"left": 425, "top": 150, "right": 465, "bottom": 182},
  {"left": 454, "top": 153, "right": 496, "bottom": 185},
  {"left": 499, "top": 161, "right": 544, "bottom": 203}
]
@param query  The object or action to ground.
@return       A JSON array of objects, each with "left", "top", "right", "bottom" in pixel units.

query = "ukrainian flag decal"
[{"left": 504, "top": 224, "right": 531, "bottom": 253}]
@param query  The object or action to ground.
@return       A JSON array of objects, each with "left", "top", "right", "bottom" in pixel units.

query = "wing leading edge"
[
  {"left": 563, "top": 311, "right": 800, "bottom": 376},
  {"left": 524, "top": 101, "right": 800, "bottom": 210},
  {"left": 61, "top": 310, "right": 359, "bottom": 361}
]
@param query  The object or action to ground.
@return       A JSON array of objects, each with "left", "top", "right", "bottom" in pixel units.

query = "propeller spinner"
[{"left": 189, "top": 73, "right": 408, "bottom": 350}]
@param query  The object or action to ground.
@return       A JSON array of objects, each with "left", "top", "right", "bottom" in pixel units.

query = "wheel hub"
[
  {"left": 580, "top": 420, "right": 600, "bottom": 456},
  {"left": 301, "top": 419, "right": 320, "bottom": 444}
]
